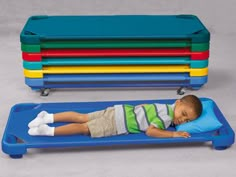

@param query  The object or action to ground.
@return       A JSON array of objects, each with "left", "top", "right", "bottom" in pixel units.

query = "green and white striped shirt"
[{"left": 114, "top": 103, "right": 174, "bottom": 135}]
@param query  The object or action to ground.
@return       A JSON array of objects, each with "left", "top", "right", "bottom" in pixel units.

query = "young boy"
[{"left": 28, "top": 95, "right": 202, "bottom": 138}]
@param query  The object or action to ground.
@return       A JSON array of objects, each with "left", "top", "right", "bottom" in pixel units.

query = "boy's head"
[{"left": 173, "top": 95, "right": 202, "bottom": 125}]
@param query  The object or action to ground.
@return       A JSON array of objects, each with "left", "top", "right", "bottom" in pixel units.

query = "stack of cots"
[{"left": 21, "top": 15, "right": 210, "bottom": 94}]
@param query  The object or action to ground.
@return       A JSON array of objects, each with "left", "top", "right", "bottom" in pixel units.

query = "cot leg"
[
  {"left": 3, "top": 135, "right": 27, "bottom": 158},
  {"left": 177, "top": 87, "right": 186, "bottom": 95},
  {"left": 41, "top": 88, "right": 50, "bottom": 96},
  {"left": 214, "top": 146, "right": 228, "bottom": 150},
  {"left": 212, "top": 128, "right": 235, "bottom": 150},
  {"left": 212, "top": 136, "right": 232, "bottom": 150},
  {"left": 10, "top": 154, "right": 23, "bottom": 159}
]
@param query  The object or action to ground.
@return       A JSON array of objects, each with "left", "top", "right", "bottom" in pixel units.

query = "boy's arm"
[{"left": 146, "top": 125, "right": 190, "bottom": 138}]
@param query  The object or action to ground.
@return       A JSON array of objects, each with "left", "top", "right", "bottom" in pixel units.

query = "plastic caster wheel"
[
  {"left": 41, "top": 88, "right": 50, "bottom": 96},
  {"left": 177, "top": 87, "right": 186, "bottom": 95}
]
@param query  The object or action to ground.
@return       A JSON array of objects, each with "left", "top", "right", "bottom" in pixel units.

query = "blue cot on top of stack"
[{"left": 20, "top": 15, "right": 210, "bottom": 94}]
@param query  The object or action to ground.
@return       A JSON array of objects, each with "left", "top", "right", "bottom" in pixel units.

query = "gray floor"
[{"left": 0, "top": 0, "right": 236, "bottom": 176}]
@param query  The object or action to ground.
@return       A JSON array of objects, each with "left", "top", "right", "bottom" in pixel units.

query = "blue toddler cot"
[{"left": 1, "top": 98, "right": 234, "bottom": 158}]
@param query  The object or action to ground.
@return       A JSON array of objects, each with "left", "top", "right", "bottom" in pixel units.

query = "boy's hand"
[{"left": 173, "top": 131, "right": 191, "bottom": 138}]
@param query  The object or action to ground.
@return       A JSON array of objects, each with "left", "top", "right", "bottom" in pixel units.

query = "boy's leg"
[
  {"left": 28, "top": 111, "right": 89, "bottom": 128},
  {"left": 54, "top": 112, "right": 89, "bottom": 123},
  {"left": 28, "top": 123, "right": 89, "bottom": 136},
  {"left": 54, "top": 123, "right": 89, "bottom": 136},
  {"left": 53, "top": 108, "right": 111, "bottom": 123}
]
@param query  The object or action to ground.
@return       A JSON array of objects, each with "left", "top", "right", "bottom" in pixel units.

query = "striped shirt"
[{"left": 114, "top": 103, "right": 174, "bottom": 135}]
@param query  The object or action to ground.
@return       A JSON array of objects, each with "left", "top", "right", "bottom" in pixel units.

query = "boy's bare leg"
[
  {"left": 54, "top": 123, "right": 89, "bottom": 136},
  {"left": 54, "top": 112, "right": 89, "bottom": 123}
]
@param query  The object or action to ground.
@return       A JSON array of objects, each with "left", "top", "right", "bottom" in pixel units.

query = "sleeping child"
[{"left": 28, "top": 95, "right": 202, "bottom": 138}]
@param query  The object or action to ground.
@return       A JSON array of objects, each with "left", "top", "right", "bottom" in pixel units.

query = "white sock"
[
  {"left": 28, "top": 111, "right": 54, "bottom": 128},
  {"left": 28, "top": 124, "right": 55, "bottom": 136}
]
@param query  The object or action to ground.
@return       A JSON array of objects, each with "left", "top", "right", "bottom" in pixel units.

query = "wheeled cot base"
[
  {"left": 24, "top": 73, "right": 207, "bottom": 96},
  {"left": 2, "top": 98, "right": 234, "bottom": 158}
]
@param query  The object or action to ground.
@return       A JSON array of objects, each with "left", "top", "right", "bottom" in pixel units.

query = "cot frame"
[{"left": 2, "top": 98, "right": 234, "bottom": 158}]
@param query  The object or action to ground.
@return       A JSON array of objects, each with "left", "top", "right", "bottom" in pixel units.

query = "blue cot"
[{"left": 1, "top": 98, "right": 234, "bottom": 158}]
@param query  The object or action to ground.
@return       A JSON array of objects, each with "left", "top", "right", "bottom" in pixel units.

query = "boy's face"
[{"left": 173, "top": 100, "right": 198, "bottom": 125}]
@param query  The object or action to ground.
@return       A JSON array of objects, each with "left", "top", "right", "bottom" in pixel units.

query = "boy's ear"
[{"left": 175, "top": 99, "right": 181, "bottom": 105}]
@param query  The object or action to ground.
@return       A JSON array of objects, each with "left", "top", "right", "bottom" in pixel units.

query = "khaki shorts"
[{"left": 87, "top": 107, "right": 118, "bottom": 138}]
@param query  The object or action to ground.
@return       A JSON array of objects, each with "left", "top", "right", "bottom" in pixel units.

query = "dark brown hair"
[{"left": 180, "top": 95, "right": 203, "bottom": 118}]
